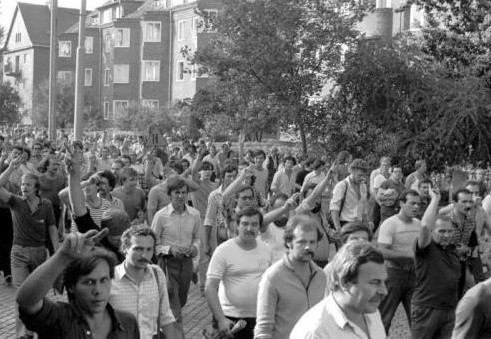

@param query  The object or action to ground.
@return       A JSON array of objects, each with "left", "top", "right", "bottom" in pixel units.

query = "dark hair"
[
  {"left": 180, "top": 158, "right": 190, "bottom": 168},
  {"left": 283, "top": 215, "right": 322, "bottom": 248},
  {"left": 452, "top": 188, "right": 472, "bottom": 202},
  {"left": 327, "top": 241, "right": 384, "bottom": 292},
  {"left": 340, "top": 221, "right": 373, "bottom": 245},
  {"left": 98, "top": 170, "right": 116, "bottom": 189},
  {"left": 112, "top": 159, "right": 124, "bottom": 168},
  {"left": 64, "top": 248, "right": 116, "bottom": 302},
  {"left": 335, "top": 151, "right": 351, "bottom": 164},
  {"left": 349, "top": 158, "right": 368, "bottom": 172},
  {"left": 236, "top": 185, "right": 254, "bottom": 199},
  {"left": 253, "top": 150, "right": 266, "bottom": 158},
  {"left": 168, "top": 160, "right": 184, "bottom": 174},
  {"left": 464, "top": 179, "right": 486, "bottom": 198},
  {"left": 399, "top": 189, "right": 420, "bottom": 203},
  {"left": 236, "top": 206, "right": 263, "bottom": 229},
  {"left": 312, "top": 159, "right": 325, "bottom": 170},
  {"left": 283, "top": 156, "right": 297, "bottom": 166},
  {"left": 199, "top": 161, "right": 214, "bottom": 172},
  {"left": 418, "top": 179, "right": 433, "bottom": 188},
  {"left": 167, "top": 176, "right": 188, "bottom": 196},
  {"left": 120, "top": 167, "right": 138, "bottom": 182},
  {"left": 120, "top": 226, "right": 157, "bottom": 254},
  {"left": 221, "top": 165, "right": 238, "bottom": 178}
]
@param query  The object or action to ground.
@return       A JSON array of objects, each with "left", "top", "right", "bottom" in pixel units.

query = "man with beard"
[
  {"left": 206, "top": 207, "right": 273, "bottom": 339},
  {"left": 254, "top": 215, "right": 326, "bottom": 339},
  {"left": 411, "top": 189, "right": 461, "bottom": 339},
  {"left": 377, "top": 189, "right": 422, "bottom": 334},
  {"left": 290, "top": 241, "right": 387, "bottom": 338}
]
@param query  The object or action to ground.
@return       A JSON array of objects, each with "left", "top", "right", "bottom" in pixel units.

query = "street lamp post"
[{"left": 73, "top": 0, "right": 86, "bottom": 140}]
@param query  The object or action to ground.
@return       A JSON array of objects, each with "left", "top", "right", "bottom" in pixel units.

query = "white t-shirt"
[
  {"left": 207, "top": 238, "right": 273, "bottom": 317},
  {"left": 378, "top": 214, "right": 421, "bottom": 254}
]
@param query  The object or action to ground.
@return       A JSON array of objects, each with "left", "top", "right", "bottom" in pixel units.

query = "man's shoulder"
[{"left": 186, "top": 205, "right": 200, "bottom": 215}]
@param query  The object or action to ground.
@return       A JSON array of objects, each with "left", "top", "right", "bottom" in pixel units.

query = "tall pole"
[
  {"left": 48, "top": 0, "right": 57, "bottom": 141},
  {"left": 73, "top": 0, "right": 86, "bottom": 140}
]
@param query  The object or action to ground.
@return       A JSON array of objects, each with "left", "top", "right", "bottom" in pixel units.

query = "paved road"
[{"left": 0, "top": 279, "right": 410, "bottom": 338}]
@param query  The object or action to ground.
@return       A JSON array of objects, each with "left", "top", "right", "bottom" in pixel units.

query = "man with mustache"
[
  {"left": 109, "top": 226, "right": 176, "bottom": 338},
  {"left": 254, "top": 215, "right": 326, "bottom": 339},
  {"left": 377, "top": 189, "right": 422, "bottom": 334},
  {"left": 411, "top": 189, "right": 461, "bottom": 338},
  {"left": 290, "top": 241, "right": 387, "bottom": 338},
  {"left": 206, "top": 207, "right": 273, "bottom": 338}
]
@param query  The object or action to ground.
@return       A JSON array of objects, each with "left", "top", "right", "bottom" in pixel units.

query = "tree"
[
  {"left": 116, "top": 102, "right": 178, "bottom": 136},
  {"left": 192, "top": 0, "right": 371, "bottom": 152},
  {"left": 0, "top": 81, "right": 20, "bottom": 124},
  {"left": 32, "top": 78, "right": 75, "bottom": 128}
]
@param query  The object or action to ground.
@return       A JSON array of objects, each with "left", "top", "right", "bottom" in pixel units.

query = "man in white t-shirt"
[
  {"left": 377, "top": 189, "right": 421, "bottom": 334},
  {"left": 205, "top": 206, "right": 273, "bottom": 338}
]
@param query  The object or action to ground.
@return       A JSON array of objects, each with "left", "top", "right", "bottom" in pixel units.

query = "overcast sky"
[{"left": 1, "top": 0, "right": 106, "bottom": 32}]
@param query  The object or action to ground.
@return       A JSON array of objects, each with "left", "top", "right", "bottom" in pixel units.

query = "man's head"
[
  {"left": 432, "top": 215, "right": 455, "bottom": 247},
  {"left": 101, "top": 147, "right": 109, "bottom": 159},
  {"left": 253, "top": 150, "right": 266, "bottom": 168},
  {"left": 64, "top": 249, "right": 116, "bottom": 314},
  {"left": 284, "top": 215, "right": 321, "bottom": 263},
  {"left": 312, "top": 158, "right": 325, "bottom": 172},
  {"left": 453, "top": 188, "right": 474, "bottom": 215},
  {"left": 199, "top": 161, "right": 214, "bottom": 181},
  {"left": 349, "top": 159, "right": 368, "bottom": 184},
  {"left": 340, "top": 221, "right": 373, "bottom": 245},
  {"left": 120, "top": 226, "right": 157, "bottom": 269},
  {"left": 236, "top": 206, "right": 263, "bottom": 244},
  {"left": 283, "top": 156, "right": 296, "bottom": 172},
  {"left": 236, "top": 186, "right": 256, "bottom": 210},
  {"left": 379, "top": 156, "right": 391, "bottom": 175},
  {"left": 21, "top": 173, "right": 40, "bottom": 198},
  {"left": 180, "top": 158, "right": 190, "bottom": 171},
  {"left": 120, "top": 167, "right": 138, "bottom": 190},
  {"left": 464, "top": 179, "right": 485, "bottom": 204},
  {"left": 120, "top": 155, "right": 131, "bottom": 168},
  {"left": 398, "top": 190, "right": 420, "bottom": 219},
  {"left": 418, "top": 179, "right": 433, "bottom": 197},
  {"left": 45, "top": 156, "right": 60, "bottom": 175},
  {"left": 415, "top": 160, "right": 427, "bottom": 174},
  {"left": 101, "top": 209, "right": 131, "bottom": 249},
  {"left": 98, "top": 170, "right": 117, "bottom": 195},
  {"left": 31, "top": 142, "right": 42, "bottom": 157},
  {"left": 390, "top": 165, "right": 403, "bottom": 183},
  {"left": 111, "top": 159, "right": 123, "bottom": 179},
  {"left": 221, "top": 165, "right": 238, "bottom": 188},
  {"left": 327, "top": 241, "right": 387, "bottom": 314},
  {"left": 167, "top": 177, "right": 188, "bottom": 207},
  {"left": 270, "top": 193, "right": 289, "bottom": 227}
]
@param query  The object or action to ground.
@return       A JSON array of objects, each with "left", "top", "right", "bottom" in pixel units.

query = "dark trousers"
[
  {"left": 0, "top": 207, "right": 13, "bottom": 276},
  {"left": 379, "top": 267, "right": 415, "bottom": 333},
  {"left": 411, "top": 305, "right": 455, "bottom": 339},
  {"left": 213, "top": 316, "right": 256, "bottom": 339},
  {"left": 159, "top": 256, "right": 193, "bottom": 319}
]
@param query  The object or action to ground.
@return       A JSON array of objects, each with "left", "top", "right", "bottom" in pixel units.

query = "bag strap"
[{"left": 151, "top": 266, "right": 162, "bottom": 333}]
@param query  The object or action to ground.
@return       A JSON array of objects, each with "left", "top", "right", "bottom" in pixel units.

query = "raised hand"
[{"left": 59, "top": 228, "right": 109, "bottom": 260}]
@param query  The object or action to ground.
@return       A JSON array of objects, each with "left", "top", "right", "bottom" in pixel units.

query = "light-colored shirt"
[
  {"left": 204, "top": 186, "right": 226, "bottom": 228},
  {"left": 255, "top": 255, "right": 326, "bottom": 339},
  {"left": 271, "top": 168, "right": 296, "bottom": 197},
  {"left": 289, "top": 294, "right": 386, "bottom": 339},
  {"left": 151, "top": 203, "right": 201, "bottom": 256},
  {"left": 207, "top": 238, "right": 273, "bottom": 318},
  {"left": 330, "top": 178, "right": 368, "bottom": 222},
  {"left": 110, "top": 263, "right": 175, "bottom": 339}
]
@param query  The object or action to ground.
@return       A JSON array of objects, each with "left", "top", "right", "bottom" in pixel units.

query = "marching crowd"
[{"left": 1, "top": 126, "right": 491, "bottom": 339}]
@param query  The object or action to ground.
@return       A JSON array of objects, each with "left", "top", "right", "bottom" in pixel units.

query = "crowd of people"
[{"left": 1, "top": 125, "right": 491, "bottom": 339}]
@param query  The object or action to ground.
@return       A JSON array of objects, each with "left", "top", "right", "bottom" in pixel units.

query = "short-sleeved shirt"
[
  {"left": 412, "top": 240, "right": 461, "bottom": 309},
  {"left": 39, "top": 173, "right": 66, "bottom": 207},
  {"left": 112, "top": 187, "right": 146, "bottom": 221},
  {"left": 19, "top": 299, "right": 140, "bottom": 339},
  {"left": 8, "top": 195, "right": 55, "bottom": 247},
  {"left": 207, "top": 238, "right": 273, "bottom": 318},
  {"left": 377, "top": 214, "right": 421, "bottom": 268}
]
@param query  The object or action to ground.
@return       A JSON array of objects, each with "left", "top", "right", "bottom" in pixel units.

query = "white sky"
[{"left": 1, "top": 0, "right": 107, "bottom": 32}]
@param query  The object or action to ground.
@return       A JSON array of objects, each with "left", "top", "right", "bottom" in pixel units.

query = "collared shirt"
[
  {"left": 255, "top": 255, "right": 326, "bottom": 339},
  {"left": 204, "top": 186, "right": 226, "bottom": 228},
  {"left": 19, "top": 298, "right": 140, "bottom": 339},
  {"left": 271, "top": 168, "right": 296, "bottom": 197},
  {"left": 8, "top": 194, "right": 55, "bottom": 247},
  {"left": 290, "top": 294, "right": 386, "bottom": 339},
  {"left": 151, "top": 203, "right": 201, "bottom": 256},
  {"left": 330, "top": 177, "right": 368, "bottom": 222},
  {"left": 110, "top": 262, "right": 175, "bottom": 338}
]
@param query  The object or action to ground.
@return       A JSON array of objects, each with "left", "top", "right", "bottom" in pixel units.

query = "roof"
[
  {"left": 125, "top": 0, "right": 167, "bottom": 19},
  {"left": 4, "top": 3, "right": 80, "bottom": 48}
]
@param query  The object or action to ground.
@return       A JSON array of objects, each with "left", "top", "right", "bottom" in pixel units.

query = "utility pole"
[
  {"left": 48, "top": 0, "right": 57, "bottom": 141},
  {"left": 73, "top": 0, "right": 86, "bottom": 140}
]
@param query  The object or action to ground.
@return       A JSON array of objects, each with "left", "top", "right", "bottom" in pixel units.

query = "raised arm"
[
  {"left": 65, "top": 147, "right": 87, "bottom": 217},
  {"left": 0, "top": 155, "right": 22, "bottom": 203},
  {"left": 418, "top": 189, "right": 440, "bottom": 248},
  {"left": 303, "top": 167, "right": 335, "bottom": 208}
]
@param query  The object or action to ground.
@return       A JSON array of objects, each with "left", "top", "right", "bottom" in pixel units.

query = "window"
[
  {"left": 113, "top": 64, "right": 129, "bottom": 83},
  {"left": 104, "top": 32, "right": 112, "bottom": 52},
  {"left": 15, "top": 33, "right": 21, "bottom": 43},
  {"left": 202, "top": 10, "right": 218, "bottom": 32},
  {"left": 177, "top": 20, "right": 186, "bottom": 41},
  {"left": 142, "top": 61, "right": 160, "bottom": 81},
  {"left": 104, "top": 69, "right": 111, "bottom": 86},
  {"left": 114, "top": 6, "right": 122, "bottom": 19},
  {"left": 85, "top": 36, "right": 93, "bottom": 54},
  {"left": 143, "top": 100, "right": 159, "bottom": 109},
  {"left": 177, "top": 61, "right": 185, "bottom": 81},
  {"left": 59, "top": 41, "right": 72, "bottom": 57},
  {"left": 84, "top": 69, "right": 92, "bottom": 86},
  {"left": 144, "top": 22, "right": 161, "bottom": 42},
  {"left": 23, "top": 54, "right": 29, "bottom": 64},
  {"left": 192, "top": 17, "right": 200, "bottom": 36},
  {"left": 114, "top": 28, "right": 130, "bottom": 47},
  {"left": 57, "top": 71, "right": 73, "bottom": 83},
  {"left": 113, "top": 100, "right": 129, "bottom": 118},
  {"left": 103, "top": 8, "right": 113, "bottom": 24},
  {"left": 15, "top": 56, "right": 20, "bottom": 73},
  {"left": 103, "top": 102, "right": 111, "bottom": 120},
  {"left": 376, "top": 0, "right": 391, "bottom": 8}
]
